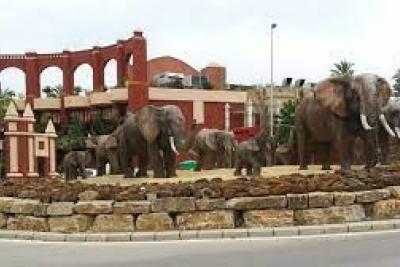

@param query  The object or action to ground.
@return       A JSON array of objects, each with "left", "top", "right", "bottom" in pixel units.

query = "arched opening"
[
  {"left": 0, "top": 67, "right": 26, "bottom": 97},
  {"left": 40, "top": 66, "right": 63, "bottom": 98},
  {"left": 126, "top": 53, "right": 134, "bottom": 81},
  {"left": 74, "top": 64, "right": 93, "bottom": 96},
  {"left": 104, "top": 59, "right": 117, "bottom": 90}
]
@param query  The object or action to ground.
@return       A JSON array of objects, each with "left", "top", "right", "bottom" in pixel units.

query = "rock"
[
  {"left": 225, "top": 196, "right": 287, "bottom": 210},
  {"left": 113, "top": 201, "right": 151, "bottom": 214},
  {"left": 388, "top": 186, "right": 400, "bottom": 199},
  {"left": 33, "top": 203, "right": 49, "bottom": 217},
  {"left": 0, "top": 214, "right": 6, "bottom": 228},
  {"left": 355, "top": 189, "right": 390, "bottom": 203},
  {"left": 47, "top": 202, "right": 74, "bottom": 216},
  {"left": 308, "top": 192, "right": 333, "bottom": 208},
  {"left": 78, "top": 190, "right": 99, "bottom": 201},
  {"left": 365, "top": 199, "right": 400, "bottom": 220},
  {"left": 136, "top": 213, "right": 174, "bottom": 231},
  {"left": 294, "top": 205, "right": 365, "bottom": 225},
  {"left": 287, "top": 194, "right": 308, "bottom": 209},
  {"left": 151, "top": 197, "right": 195, "bottom": 213},
  {"left": 7, "top": 216, "right": 48, "bottom": 232},
  {"left": 195, "top": 198, "right": 226, "bottom": 211},
  {"left": 49, "top": 215, "right": 92, "bottom": 233},
  {"left": 74, "top": 201, "right": 114, "bottom": 214},
  {"left": 10, "top": 199, "right": 43, "bottom": 215},
  {"left": 176, "top": 211, "right": 235, "bottom": 230},
  {"left": 91, "top": 215, "right": 134, "bottom": 232},
  {"left": 0, "top": 197, "right": 17, "bottom": 213},
  {"left": 243, "top": 210, "right": 294, "bottom": 228},
  {"left": 334, "top": 192, "right": 356, "bottom": 206}
]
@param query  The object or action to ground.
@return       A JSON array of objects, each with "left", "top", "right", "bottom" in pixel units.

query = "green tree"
[
  {"left": 330, "top": 60, "right": 355, "bottom": 78},
  {"left": 0, "top": 88, "right": 16, "bottom": 123},
  {"left": 57, "top": 119, "right": 88, "bottom": 152},
  {"left": 42, "top": 84, "right": 63, "bottom": 98},
  {"left": 393, "top": 69, "right": 400, "bottom": 96},
  {"left": 276, "top": 100, "right": 298, "bottom": 145}
]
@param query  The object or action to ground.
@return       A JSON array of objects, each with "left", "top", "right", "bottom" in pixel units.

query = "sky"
[{"left": 1, "top": 0, "right": 400, "bottom": 94}]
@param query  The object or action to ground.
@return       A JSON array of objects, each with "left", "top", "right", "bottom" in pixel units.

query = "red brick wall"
[
  {"left": 148, "top": 56, "right": 199, "bottom": 81},
  {"left": 201, "top": 66, "right": 226, "bottom": 90}
]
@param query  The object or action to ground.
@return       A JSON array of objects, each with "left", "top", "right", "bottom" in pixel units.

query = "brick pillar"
[
  {"left": 128, "top": 30, "right": 148, "bottom": 112},
  {"left": 92, "top": 47, "right": 104, "bottom": 92},
  {"left": 61, "top": 50, "right": 73, "bottom": 124},
  {"left": 116, "top": 41, "right": 127, "bottom": 87},
  {"left": 23, "top": 103, "right": 38, "bottom": 177},
  {"left": 25, "top": 52, "right": 40, "bottom": 106}
]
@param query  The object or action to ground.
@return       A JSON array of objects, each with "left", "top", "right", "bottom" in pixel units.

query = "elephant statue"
[
  {"left": 133, "top": 105, "right": 186, "bottom": 178},
  {"left": 295, "top": 74, "right": 393, "bottom": 173},
  {"left": 187, "top": 128, "right": 236, "bottom": 171},
  {"left": 62, "top": 151, "right": 94, "bottom": 180},
  {"left": 233, "top": 130, "right": 273, "bottom": 177},
  {"left": 86, "top": 126, "right": 123, "bottom": 176}
]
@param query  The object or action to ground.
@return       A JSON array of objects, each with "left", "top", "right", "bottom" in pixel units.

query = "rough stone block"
[
  {"left": 91, "top": 214, "right": 134, "bottom": 232},
  {"left": 49, "top": 215, "right": 92, "bottom": 233},
  {"left": 176, "top": 210, "right": 235, "bottom": 230},
  {"left": 42, "top": 233, "right": 66, "bottom": 242},
  {"left": 287, "top": 194, "right": 308, "bottom": 209},
  {"left": 225, "top": 196, "right": 287, "bottom": 210},
  {"left": 151, "top": 197, "right": 196, "bottom": 213},
  {"left": 294, "top": 205, "right": 365, "bottom": 225},
  {"left": 365, "top": 199, "right": 400, "bottom": 220},
  {"left": 10, "top": 199, "right": 43, "bottom": 215},
  {"left": 308, "top": 192, "right": 333, "bottom": 208},
  {"left": 114, "top": 201, "right": 151, "bottom": 214},
  {"left": 334, "top": 192, "right": 356, "bottom": 206},
  {"left": 243, "top": 209, "right": 294, "bottom": 228},
  {"left": 136, "top": 213, "right": 174, "bottom": 231},
  {"left": 0, "top": 197, "right": 17, "bottom": 213},
  {"left": 0, "top": 214, "right": 6, "bottom": 228},
  {"left": 388, "top": 186, "right": 400, "bottom": 199},
  {"left": 73, "top": 201, "right": 114, "bottom": 214},
  {"left": 7, "top": 216, "right": 48, "bottom": 232},
  {"left": 78, "top": 190, "right": 99, "bottom": 201},
  {"left": 195, "top": 198, "right": 226, "bottom": 211},
  {"left": 47, "top": 202, "right": 74, "bottom": 216},
  {"left": 355, "top": 189, "right": 390, "bottom": 203},
  {"left": 14, "top": 231, "right": 34, "bottom": 240}
]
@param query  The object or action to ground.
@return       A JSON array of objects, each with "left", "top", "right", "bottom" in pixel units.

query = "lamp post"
[{"left": 269, "top": 23, "right": 277, "bottom": 137}]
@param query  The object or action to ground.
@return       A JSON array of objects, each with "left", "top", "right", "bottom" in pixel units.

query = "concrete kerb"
[{"left": 0, "top": 219, "right": 399, "bottom": 242}]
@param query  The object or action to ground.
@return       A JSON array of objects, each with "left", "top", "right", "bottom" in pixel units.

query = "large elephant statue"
[
  {"left": 295, "top": 74, "right": 393, "bottom": 173},
  {"left": 63, "top": 151, "right": 94, "bottom": 180},
  {"left": 85, "top": 126, "right": 123, "bottom": 176},
  {"left": 134, "top": 105, "right": 186, "bottom": 178},
  {"left": 233, "top": 130, "right": 273, "bottom": 177},
  {"left": 187, "top": 128, "right": 236, "bottom": 171}
]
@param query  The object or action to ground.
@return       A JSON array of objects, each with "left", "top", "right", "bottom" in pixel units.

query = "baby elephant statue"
[
  {"left": 234, "top": 130, "right": 273, "bottom": 177},
  {"left": 63, "top": 151, "right": 93, "bottom": 180}
]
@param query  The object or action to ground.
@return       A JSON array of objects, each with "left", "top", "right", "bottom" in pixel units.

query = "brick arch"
[
  {"left": 0, "top": 66, "right": 27, "bottom": 95},
  {"left": 147, "top": 56, "right": 199, "bottom": 81}
]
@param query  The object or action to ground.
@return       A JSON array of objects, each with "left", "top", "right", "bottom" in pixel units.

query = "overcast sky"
[{"left": 1, "top": 0, "right": 400, "bottom": 94}]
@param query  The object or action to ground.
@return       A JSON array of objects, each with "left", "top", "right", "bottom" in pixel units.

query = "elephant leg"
[
  {"left": 96, "top": 158, "right": 106, "bottom": 177},
  {"left": 338, "top": 135, "right": 353, "bottom": 174},
  {"left": 321, "top": 143, "right": 332, "bottom": 170},
  {"left": 362, "top": 133, "right": 378, "bottom": 170},
  {"left": 194, "top": 152, "right": 203, "bottom": 172},
  {"left": 297, "top": 127, "right": 309, "bottom": 170},
  {"left": 379, "top": 135, "right": 389, "bottom": 165},
  {"left": 233, "top": 154, "right": 242, "bottom": 176},
  {"left": 136, "top": 154, "right": 149, "bottom": 178},
  {"left": 149, "top": 145, "right": 165, "bottom": 178},
  {"left": 164, "top": 149, "right": 177, "bottom": 178}
]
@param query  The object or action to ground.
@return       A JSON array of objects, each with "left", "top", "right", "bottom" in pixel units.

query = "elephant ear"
[
  {"left": 105, "top": 136, "right": 118, "bottom": 150},
  {"left": 314, "top": 78, "right": 347, "bottom": 117},
  {"left": 85, "top": 137, "right": 98, "bottom": 149},
  {"left": 376, "top": 77, "right": 391, "bottom": 107},
  {"left": 136, "top": 105, "right": 162, "bottom": 143},
  {"left": 247, "top": 139, "right": 260, "bottom": 151}
]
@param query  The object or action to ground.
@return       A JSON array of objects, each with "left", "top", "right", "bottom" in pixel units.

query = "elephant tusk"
[
  {"left": 360, "top": 114, "right": 373, "bottom": 130},
  {"left": 379, "top": 114, "right": 396, "bottom": 137},
  {"left": 169, "top": 136, "right": 180, "bottom": 155},
  {"left": 395, "top": 127, "right": 400, "bottom": 139}
]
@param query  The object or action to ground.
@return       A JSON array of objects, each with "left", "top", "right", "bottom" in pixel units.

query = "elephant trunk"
[
  {"left": 169, "top": 136, "right": 179, "bottom": 155},
  {"left": 379, "top": 114, "right": 396, "bottom": 137}
]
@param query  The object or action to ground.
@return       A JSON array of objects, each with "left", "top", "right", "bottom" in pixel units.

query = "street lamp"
[{"left": 269, "top": 23, "right": 277, "bottom": 137}]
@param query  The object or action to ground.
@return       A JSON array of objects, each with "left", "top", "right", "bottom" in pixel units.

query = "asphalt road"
[{"left": 1, "top": 231, "right": 400, "bottom": 267}]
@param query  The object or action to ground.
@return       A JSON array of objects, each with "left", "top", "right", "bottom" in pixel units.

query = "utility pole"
[{"left": 269, "top": 23, "right": 277, "bottom": 136}]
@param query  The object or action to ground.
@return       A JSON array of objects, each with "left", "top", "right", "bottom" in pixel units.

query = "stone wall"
[{"left": 1, "top": 187, "right": 400, "bottom": 233}]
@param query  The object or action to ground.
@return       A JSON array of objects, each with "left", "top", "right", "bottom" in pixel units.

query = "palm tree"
[
  {"left": 0, "top": 88, "right": 16, "bottom": 123},
  {"left": 330, "top": 60, "right": 355, "bottom": 78},
  {"left": 42, "top": 85, "right": 63, "bottom": 98}
]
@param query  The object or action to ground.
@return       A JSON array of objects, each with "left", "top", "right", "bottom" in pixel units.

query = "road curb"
[{"left": 1, "top": 219, "right": 400, "bottom": 242}]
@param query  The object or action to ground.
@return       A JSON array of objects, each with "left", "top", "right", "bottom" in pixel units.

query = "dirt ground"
[{"left": 82, "top": 165, "right": 356, "bottom": 186}]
